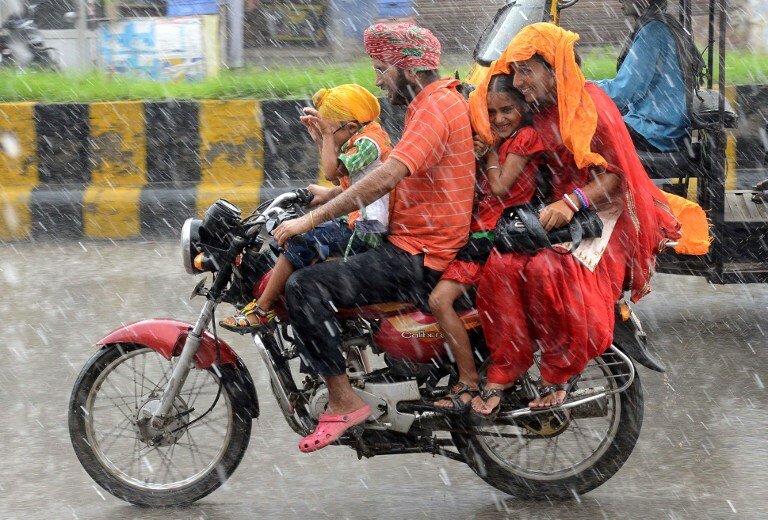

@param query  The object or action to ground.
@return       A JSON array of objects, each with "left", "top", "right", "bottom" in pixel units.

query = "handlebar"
[{"left": 244, "top": 189, "right": 314, "bottom": 237}]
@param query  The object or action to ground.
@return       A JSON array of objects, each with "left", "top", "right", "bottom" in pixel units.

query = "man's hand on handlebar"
[{"left": 274, "top": 214, "right": 313, "bottom": 247}]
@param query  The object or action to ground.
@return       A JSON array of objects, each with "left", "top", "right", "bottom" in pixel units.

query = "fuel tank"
[{"left": 374, "top": 308, "right": 482, "bottom": 363}]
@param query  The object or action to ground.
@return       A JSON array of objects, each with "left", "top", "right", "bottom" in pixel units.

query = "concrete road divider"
[{"left": 0, "top": 87, "right": 765, "bottom": 240}]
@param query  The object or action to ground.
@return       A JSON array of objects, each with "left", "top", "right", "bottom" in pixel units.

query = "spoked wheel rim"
[
  {"left": 474, "top": 353, "right": 625, "bottom": 481},
  {"left": 83, "top": 347, "right": 234, "bottom": 491}
]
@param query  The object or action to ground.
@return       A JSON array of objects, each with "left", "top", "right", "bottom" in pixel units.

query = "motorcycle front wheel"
[
  {"left": 68, "top": 344, "right": 252, "bottom": 507},
  {"left": 454, "top": 347, "right": 643, "bottom": 499}
]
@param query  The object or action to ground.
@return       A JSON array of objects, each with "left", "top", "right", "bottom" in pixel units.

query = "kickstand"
[{"left": 350, "top": 426, "right": 372, "bottom": 459}]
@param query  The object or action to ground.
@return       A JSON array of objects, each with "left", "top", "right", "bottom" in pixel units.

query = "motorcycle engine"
[{"left": 307, "top": 384, "right": 330, "bottom": 420}]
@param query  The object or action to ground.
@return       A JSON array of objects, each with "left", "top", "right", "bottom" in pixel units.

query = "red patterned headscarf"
[{"left": 363, "top": 22, "right": 441, "bottom": 71}]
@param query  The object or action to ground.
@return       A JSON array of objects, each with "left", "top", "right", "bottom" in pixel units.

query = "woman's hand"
[
  {"left": 274, "top": 214, "right": 313, "bottom": 247},
  {"left": 473, "top": 135, "right": 491, "bottom": 158},
  {"left": 539, "top": 200, "right": 575, "bottom": 231}
]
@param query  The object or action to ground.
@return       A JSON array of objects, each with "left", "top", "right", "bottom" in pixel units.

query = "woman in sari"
[{"left": 468, "top": 23, "right": 681, "bottom": 415}]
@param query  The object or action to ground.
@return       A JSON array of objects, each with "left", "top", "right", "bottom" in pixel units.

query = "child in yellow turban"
[
  {"left": 302, "top": 83, "right": 392, "bottom": 235},
  {"left": 221, "top": 84, "right": 392, "bottom": 334}
]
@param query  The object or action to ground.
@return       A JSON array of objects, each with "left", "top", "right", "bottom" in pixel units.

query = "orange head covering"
[
  {"left": 312, "top": 84, "right": 381, "bottom": 123},
  {"left": 469, "top": 23, "right": 607, "bottom": 170}
]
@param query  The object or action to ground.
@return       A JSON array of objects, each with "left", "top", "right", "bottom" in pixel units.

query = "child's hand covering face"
[{"left": 300, "top": 115, "right": 322, "bottom": 143}]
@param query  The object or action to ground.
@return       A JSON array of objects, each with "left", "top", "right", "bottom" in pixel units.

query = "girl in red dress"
[{"left": 430, "top": 75, "right": 545, "bottom": 413}]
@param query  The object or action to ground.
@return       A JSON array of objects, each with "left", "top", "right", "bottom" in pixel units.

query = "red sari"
[{"left": 477, "top": 83, "right": 680, "bottom": 385}]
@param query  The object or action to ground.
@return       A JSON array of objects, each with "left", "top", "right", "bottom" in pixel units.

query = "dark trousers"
[{"left": 285, "top": 242, "right": 441, "bottom": 376}]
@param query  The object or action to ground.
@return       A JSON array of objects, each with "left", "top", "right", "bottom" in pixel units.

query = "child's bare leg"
[
  {"left": 429, "top": 280, "right": 480, "bottom": 407},
  {"left": 246, "top": 255, "right": 295, "bottom": 323}
]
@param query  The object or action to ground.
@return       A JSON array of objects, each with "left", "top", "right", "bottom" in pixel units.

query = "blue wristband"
[{"left": 574, "top": 188, "right": 589, "bottom": 209}]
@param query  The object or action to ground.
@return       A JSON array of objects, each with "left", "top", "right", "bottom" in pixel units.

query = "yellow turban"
[
  {"left": 469, "top": 23, "right": 607, "bottom": 170},
  {"left": 312, "top": 84, "right": 381, "bottom": 123}
]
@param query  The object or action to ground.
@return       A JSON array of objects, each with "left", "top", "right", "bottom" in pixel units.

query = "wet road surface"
[{"left": 1, "top": 240, "right": 767, "bottom": 519}]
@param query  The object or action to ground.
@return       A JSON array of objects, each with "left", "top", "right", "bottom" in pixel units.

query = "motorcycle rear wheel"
[
  {"left": 454, "top": 348, "right": 643, "bottom": 499},
  {"left": 68, "top": 344, "right": 252, "bottom": 507}
]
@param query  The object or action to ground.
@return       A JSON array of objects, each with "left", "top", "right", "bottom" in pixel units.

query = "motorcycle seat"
[{"left": 336, "top": 302, "right": 418, "bottom": 319}]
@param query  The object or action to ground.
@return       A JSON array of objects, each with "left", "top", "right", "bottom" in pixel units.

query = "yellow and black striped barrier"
[{"left": 0, "top": 87, "right": 765, "bottom": 241}]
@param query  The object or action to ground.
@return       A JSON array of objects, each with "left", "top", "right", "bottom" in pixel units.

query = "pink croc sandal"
[{"left": 299, "top": 404, "right": 371, "bottom": 453}]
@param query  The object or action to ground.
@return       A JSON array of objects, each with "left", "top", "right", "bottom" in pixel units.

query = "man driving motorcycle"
[{"left": 273, "top": 22, "right": 476, "bottom": 453}]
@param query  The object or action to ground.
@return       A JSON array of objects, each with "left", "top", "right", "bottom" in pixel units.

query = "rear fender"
[
  {"left": 97, "top": 318, "right": 240, "bottom": 369},
  {"left": 613, "top": 310, "right": 666, "bottom": 373}
]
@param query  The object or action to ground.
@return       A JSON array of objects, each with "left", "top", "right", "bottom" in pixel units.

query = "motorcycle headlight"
[{"left": 181, "top": 218, "right": 203, "bottom": 274}]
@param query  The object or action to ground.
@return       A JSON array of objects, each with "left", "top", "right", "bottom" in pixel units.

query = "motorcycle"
[
  {"left": 68, "top": 189, "right": 667, "bottom": 506},
  {"left": 0, "top": 1, "right": 60, "bottom": 70}
]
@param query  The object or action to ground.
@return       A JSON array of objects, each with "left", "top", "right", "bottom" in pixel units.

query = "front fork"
[{"left": 150, "top": 299, "right": 216, "bottom": 427}]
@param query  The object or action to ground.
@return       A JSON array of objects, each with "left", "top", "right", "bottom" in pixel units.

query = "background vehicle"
[
  {"left": 68, "top": 191, "right": 664, "bottom": 506},
  {"left": 0, "top": 0, "right": 61, "bottom": 69}
]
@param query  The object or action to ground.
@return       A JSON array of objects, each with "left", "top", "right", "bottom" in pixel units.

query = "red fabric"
[
  {"left": 472, "top": 126, "right": 544, "bottom": 232},
  {"left": 441, "top": 259, "right": 484, "bottom": 285},
  {"left": 477, "top": 83, "right": 681, "bottom": 385},
  {"left": 388, "top": 79, "right": 476, "bottom": 271},
  {"left": 478, "top": 249, "right": 618, "bottom": 385}
]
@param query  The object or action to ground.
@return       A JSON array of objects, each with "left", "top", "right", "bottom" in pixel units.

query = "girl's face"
[
  {"left": 487, "top": 90, "right": 524, "bottom": 139},
  {"left": 512, "top": 58, "right": 557, "bottom": 107}
]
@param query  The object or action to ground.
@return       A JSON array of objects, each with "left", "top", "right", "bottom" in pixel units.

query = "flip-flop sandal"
[
  {"left": 432, "top": 382, "right": 479, "bottom": 414},
  {"left": 471, "top": 387, "right": 506, "bottom": 422},
  {"left": 529, "top": 375, "right": 580, "bottom": 410},
  {"left": 219, "top": 303, "right": 275, "bottom": 335},
  {"left": 299, "top": 404, "right": 371, "bottom": 453}
]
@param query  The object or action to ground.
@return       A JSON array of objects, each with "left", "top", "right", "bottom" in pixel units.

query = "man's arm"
[
  {"left": 274, "top": 158, "right": 409, "bottom": 246},
  {"left": 312, "top": 158, "right": 408, "bottom": 223},
  {"left": 594, "top": 22, "right": 665, "bottom": 110}
]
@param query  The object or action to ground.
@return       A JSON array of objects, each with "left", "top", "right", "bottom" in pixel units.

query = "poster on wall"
[
  {"left": 266, "top": 1, "right": 327, "bottom": 45},
  {"left": 99, "top": 16, "right": 220, "bottom": 81}
]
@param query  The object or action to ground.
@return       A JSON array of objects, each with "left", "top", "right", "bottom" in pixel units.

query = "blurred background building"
[{"left": 0, "top": 0, "right": 760, "bottom": 71}]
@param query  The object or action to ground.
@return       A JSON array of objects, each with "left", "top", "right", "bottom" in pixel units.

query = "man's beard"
[{"left": 389, "top": 70, "right": 418, "bottom": 106}]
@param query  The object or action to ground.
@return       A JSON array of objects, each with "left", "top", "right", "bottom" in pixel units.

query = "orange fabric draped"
[
  {"left": 469, "top": 22, "right": 607, "bottom": 170},
  {"left": 662, "top": 192, "right": 711, "bottom": 255}
]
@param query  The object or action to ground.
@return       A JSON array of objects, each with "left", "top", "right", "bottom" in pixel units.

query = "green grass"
[
  {"left": 0, "top": 49, "right": 765, "bottom": 103},
  {"left": 581, "top": 47, "right": 768, "bottom": 84}
]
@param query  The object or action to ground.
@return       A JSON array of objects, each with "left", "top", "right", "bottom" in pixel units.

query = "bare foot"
[
  {"left": 325, "top": 395, "right": 368, "bottom": 416},
  {"left": 434, "top": 382, "right": 479, "bottom": 410},
  {"left": 529, "top": 380, "right": 567, "bottom": 408}
]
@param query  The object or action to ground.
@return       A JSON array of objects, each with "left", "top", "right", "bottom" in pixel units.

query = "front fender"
[{"left": 97, "top": 318, "right": 240, "bottom": 369}]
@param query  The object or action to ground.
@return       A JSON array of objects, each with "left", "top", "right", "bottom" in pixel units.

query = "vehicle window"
[{"left": 474, "top": 0, "right": 548, "bottom": 66}]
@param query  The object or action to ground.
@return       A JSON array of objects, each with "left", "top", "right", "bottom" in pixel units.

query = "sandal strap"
[
  {"left": 446, "top": 382, "right": 479, "bottom": 399},
  {"left": 479, "top": 388, "right": 504, "bottom": 401},
  {"left": 228, "top": 315, "right": 250, "bottom": 327},
  {"left": 549, "top": 374, "right": 581, "bottom": 393},
  {"left": 242, "top": 303, "right": 273, "bottom": 319}
]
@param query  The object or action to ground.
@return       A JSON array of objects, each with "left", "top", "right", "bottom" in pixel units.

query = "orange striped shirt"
[{"left": 388, "top": 79, "right": 475, "bottom": 271}]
